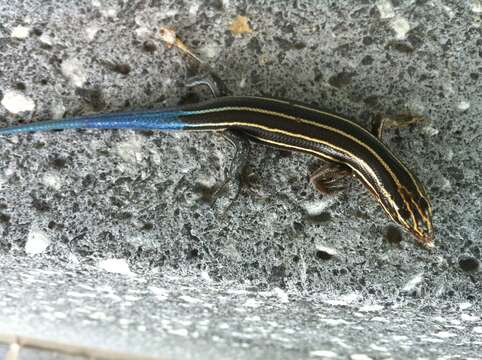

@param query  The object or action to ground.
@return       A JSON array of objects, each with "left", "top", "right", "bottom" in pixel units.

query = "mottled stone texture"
[{"left": 0, "top": 1, "right": 481, "bottom": 359}]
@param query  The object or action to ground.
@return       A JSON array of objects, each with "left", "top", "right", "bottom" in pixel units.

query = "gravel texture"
[{"left": 0, "top": 1, "right": 481, "bottom": 359}]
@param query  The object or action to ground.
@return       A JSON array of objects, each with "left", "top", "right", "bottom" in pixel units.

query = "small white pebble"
[
  {"left": 402, "top": 272, "right": 424, "bottom": 292},
  {"left": 457, "top": 101, "right": 470, "bottom": 111},
  {"left": 11, "top": 25, "right": 31, "bottom": 39},
  {"left": 376, "top": 0, "right": 395, "bottom": 19},
  {"left": 189, "top": 2, "right": 200, "bottom": 16},
  {"left": 472, "top": 0, "right": 482, "bottom": 14},
  {"left": 3, "top": 162, "right": 17, "bottom": 177},
  {"left": 461, "top": 314, "right": 479, "bottom": 322},
  {"left": 320, "top": 318, "right": 351, "bottom": 326},
  {"left": 200, "top": 270, "right": 212, "bottom": 282},
  {"left": 169, "top": 328, "right": 189, "bottom": 337},
  {"left": 440, "top": 177, "right": 451, "bottom": 191},
  {"left": 53, "top": 312, "right": 67, "bottom": 319},
  {"left": 433, "top": 331, "right": 456, "bottom": 338},
  {"left": 61, "top": 58, "right": 87, "bottom": 88},
  {"left": 104, "top": 292, "right": 122, "bottom": 302},
  {"left": 359, "top": 304, "right": 384, "bottom": 312},
  {"left": 369, "top": 344, "right": 389, "bottom": 352},
  {"left": 159, "top": 8, "right": 179, "bottom": 19},
  {"left": 50, "top": 102, "right": 66, "bottom": 120},
  {"left": 1, "top": 90, "right": 35, "bottom": 114},
  {"left": 89, "top": 311, "right": 107, "bottom": 320},
  {"left": 68, "top": 252, "right": 80, "bottom": 264},
  {"left": 390, "top": 17, "right": 410, "bottom": 40},
  {"left": 42, "top": 173, "right": 62, "bottom": 190},
  {"left": 309, "top": 350, "right": 338, "bottom": 358},
  {"left": 351, "top": 354, "right": 373, "bottom": 360},
  {"left": 85, "top": 25, "right": 100, "bottom": 41},
  {"left": 324, "top": 292, "right": 361, "bottom": 306},
  {"left": 459, "top": 302, "right": 473, "bottom": 310},
  {"left": 25, "top": 228, "right": 50, "bottom": 255},
  {"left": 444, "top": 149, "right": 454, "bottom": 161},
  {"left": 442, "top": 82, "right": 455, "bottom": 95},
  {"left": 448, "top": 318, "right": 461, "bottom": 326},
  {"left": 101, "top": 7, "right": 118, "bottom": 18},
  {"left": 119, "top": 318, "right": 131, "bottom": 326},
  {"left": 39, "top": 33, "right": 53, "bottom": 46},
  {"left": 272, "top": 287, "right": 289, "bottom": 303},
  {"left": 135, "top": 26, "right": 151, "bottom": 40},
  {"left": 98, "top": 258, "right": 134, "bottom": 275},
  {"left": 199, "top": 42, "right": 220, "bottom": 59},
  {"left": 149, "top": 286, "right": 169, "bottom": 300},
  {"left": 244, "top": 298, "right": 261, "bottom": 308},
  {"left": 422, "top": 125, "right": 439, "bottom": 136},
  {"left": 341, "top": 293, "right": 361, "bottom": 303},
  {"left": 303, "top": 197, "right": 336, "bottom": 216},
  {"left": 472, "top": 326, "right": 482, "bottom": 334},
  {"left": 226, "top": 288, "right": 250, "bottom": 296},
  {"left": 315, "top": 244, "right": 338, "bottom": 257},
  {"left": 116, "top": 134, "right": 145, "bottom": 164},
  {"left": 442, "top": 5, "right": 455, "bottom": 18}
]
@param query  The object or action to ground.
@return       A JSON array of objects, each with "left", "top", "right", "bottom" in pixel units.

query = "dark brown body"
[{"left": 179, "top": 96, "right": 433, "bottom": 245}]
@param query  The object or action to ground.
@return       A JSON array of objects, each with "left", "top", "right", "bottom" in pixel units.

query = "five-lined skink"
[{"left": 0, "top": 95, "right": 433, "bottom": 247}]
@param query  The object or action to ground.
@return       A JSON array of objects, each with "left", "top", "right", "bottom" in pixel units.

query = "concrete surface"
[
  {"left": 0, "top": 0, "right": 481, "bottom": 359},
  {"left": 18, "top": 348, "right": 85, "bottom": 360},
  {"left": 0, "top": 345, "right": 7, "bottom": 360}
]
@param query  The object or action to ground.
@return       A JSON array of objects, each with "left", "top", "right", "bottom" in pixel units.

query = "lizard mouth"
[{"left": 411, "top": 228, "right": 434, "bottom": 249}]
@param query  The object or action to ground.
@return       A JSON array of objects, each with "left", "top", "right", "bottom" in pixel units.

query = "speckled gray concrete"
[{"left": 0, "top": 1, "right": 481, "bottom": 359}]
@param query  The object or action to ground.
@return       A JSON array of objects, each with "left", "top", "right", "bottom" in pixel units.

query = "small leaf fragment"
[
  {"left": 159, "top": 27, "right": 202, "bottom": 63},
  {"left": 229, "top": 15, "right": 252, "bottom": 34},
  {"left": 159, "top": 27, "right": 177, "bottom": 48}
]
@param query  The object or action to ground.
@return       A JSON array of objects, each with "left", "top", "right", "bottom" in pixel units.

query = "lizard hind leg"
[
  {"left": 209, "top": 130, "right": 251, "bottom": 209},
  {"left": 309, "top": 163, "right": 352, "bottom": 195},
  {"left": 185, "top": 69, "right": 230, "bottom": 98}
]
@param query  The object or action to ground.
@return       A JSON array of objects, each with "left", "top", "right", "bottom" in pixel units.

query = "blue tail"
[{"left": 0, "top": 109, "right": 187, "bottom": 134}]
